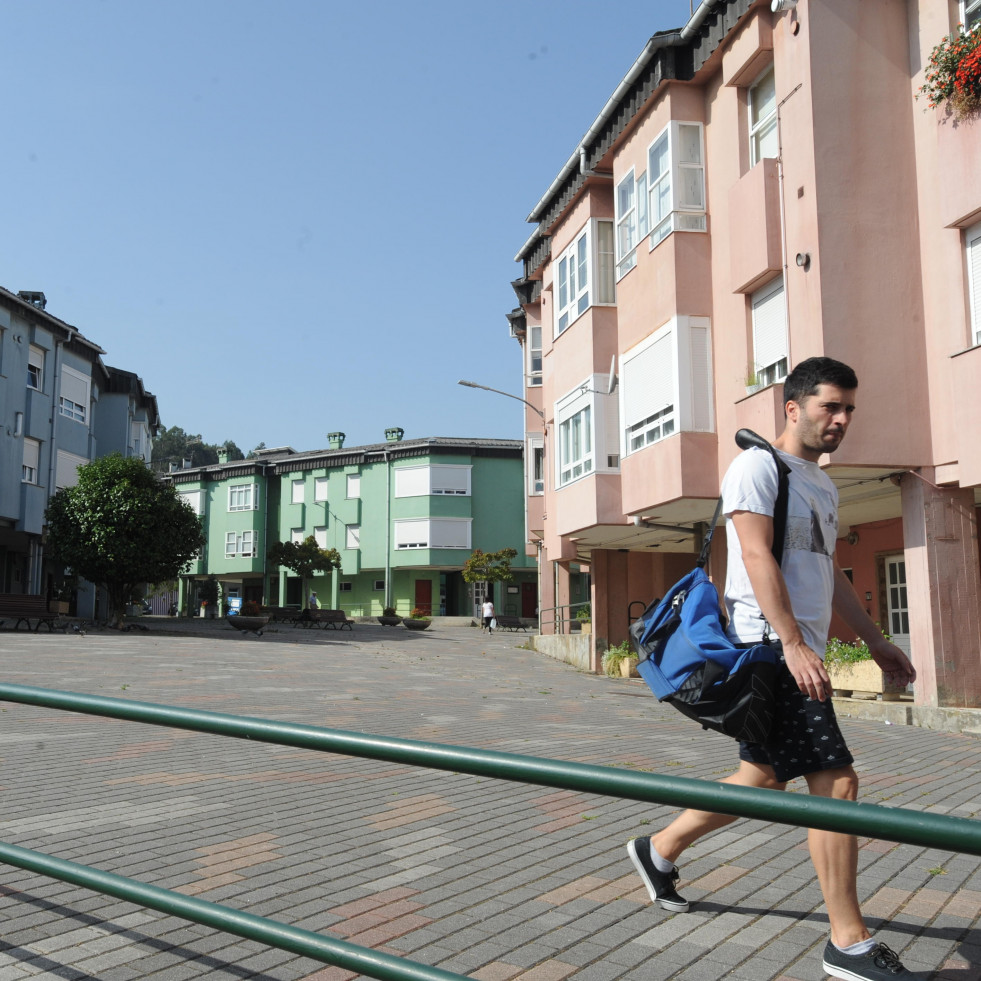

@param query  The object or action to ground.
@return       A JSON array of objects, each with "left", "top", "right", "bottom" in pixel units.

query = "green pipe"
[
  {"left": 2, "top": 683, "right": 980, "bottom": 855},
  {"left": 0, "top": 840, "right": 466, "bottom": 981}
]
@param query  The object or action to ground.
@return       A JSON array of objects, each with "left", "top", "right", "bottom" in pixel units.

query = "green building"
[{"left": 165, "top": 431, "right": 536, "bottom": 619}]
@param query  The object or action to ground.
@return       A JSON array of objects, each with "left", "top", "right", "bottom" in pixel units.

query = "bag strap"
[{"left": 697, "top": 430, "right": 791, "bottom": 569}]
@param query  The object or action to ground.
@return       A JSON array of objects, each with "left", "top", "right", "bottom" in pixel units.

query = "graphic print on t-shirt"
[{"left": 784, "top": 497, "right": 836, "bottom": 557}]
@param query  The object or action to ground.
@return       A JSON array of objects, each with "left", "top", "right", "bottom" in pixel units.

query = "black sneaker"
[
  {"left": 626, "top": 837, "right": 689, "bottom": 912},
  {"left": 822, "top": 941, "right": 908, "bottom": 980}
]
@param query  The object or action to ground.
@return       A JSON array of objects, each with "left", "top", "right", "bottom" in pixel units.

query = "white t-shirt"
[
  {"left": 721, "top": 446, "right": 838, "bottom": 654},
  {"left": 482, "top": 601, "right": 494, "bottom": 618}
]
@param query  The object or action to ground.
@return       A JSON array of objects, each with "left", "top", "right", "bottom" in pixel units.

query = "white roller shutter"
[
  {"left": 622, "top": 328, "right": 675, "bottom": 430},
  {"left": 752, "top": 278, "right": 787, "bottom": 372}
]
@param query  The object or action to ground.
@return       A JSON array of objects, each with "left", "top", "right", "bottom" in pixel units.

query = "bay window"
[
  {"left": 967, "top": 221, "right": 981, "bottom": 346},
  {"left": 749, "top": 66, "right": 777, "bottom": 166},
  {"left": 554, "top": 219, "right": 615, "bottom": 336},
  {"left": 648, "top": 121, "right": 706, "bottom": 246}
]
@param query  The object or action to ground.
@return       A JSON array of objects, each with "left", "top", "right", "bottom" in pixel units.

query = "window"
[
  {"left": 961, "top": 0, "right": 981, "bottom": 30},
  {"left": 55, "top": 449, "right": 88, "bottom": 489},
  {"left": 967, "top": 221, "right": 981, "bottom": 346},
  {"left": 28, "top": 346, "right": 44, "bottom": 390},
  {"left": 291, "top": 527, "right": 305, "bottom": 544},
  {"left": 314, "top": 526, "right": 327, "bottom": 548},
  {"left": 130, "top": 420, "right": 148, "bottom": 459},
  {"left": 648, "top": 121, "right": 706, "bottom": 246},
  {"left": 620, "top": 316, "right": 714, "bottom": 458},
  {"left": 622, "top": 329, "right": 676, "bottom": 453},
  {"left": 527, "top": 324, "right": 542, "bottom": 386},
  {"left": 528, "top": 436, "right": 545, "bottom": 495},
  {"left": 22, "top": 438, "right": 40, "bottom": 484},
  {"left": 394, "top": 518, "right": 471, "bottom": 549},
  {"left": 291, "top": 479, "right": 304, "bottom": 504},
  {"left": 339, "top": 581, "right": 353, "bottom": 592},
  {"left": 179, "top": 490, "right": 205, "bottom": 515},
  {"left": 559, "top": 405, "right": 592, "bottom": 486},
  {"left": 346, "top": 473, "right": 360, "bottom": 498},
  {"left": 616, "top": 170, "right": 649, "bottom": 278},
  {"left": 751, "top": 277, "right": 789, "bottom": 386},
  {"left": 59, "top": 365, "right": 90, "bottom": 424},
  {"left": 394, "top": 465, "right": 471, "bottom": 497},
  {"left": 228, "top": 484, "right": 258, "bottom": 511},
  {"left": 314, "top": 477, "right": 329, "bottom": 502},
  {"left": 345, "top": 524, "right": 360, "bottom": 549},
  {"left": 373, "top": 580, "right": 385, "bottom": 591},
  {"left": 749, "top": 66, "right": 777, "bottom": 166},
  {"left": 554, "top": 219, "right": 615, "bottom": 336}
]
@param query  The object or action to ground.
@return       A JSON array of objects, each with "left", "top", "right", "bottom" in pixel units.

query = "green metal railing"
[{"left": 2, "top": 682, "right": 981, "bottom": 978}]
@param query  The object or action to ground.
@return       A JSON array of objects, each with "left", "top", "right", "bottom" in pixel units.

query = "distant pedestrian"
[
  {"left": 482, "top": 599, "right": 495, "bottom": 633},
  {"left": 308, "top": 590, "right": 319, "bottom": 610}
]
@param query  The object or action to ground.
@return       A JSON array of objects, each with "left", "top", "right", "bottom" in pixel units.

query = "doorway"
[
  {"left": 884, "top": 554, "right": 910, "bottom": 656},
  {"left": 414, "top": 578, "right": 433, "bottom": 616}
]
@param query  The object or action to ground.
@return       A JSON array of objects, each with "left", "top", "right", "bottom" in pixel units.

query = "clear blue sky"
[{"left": 4, "top": 0, "right": 694, "bottom": 453}]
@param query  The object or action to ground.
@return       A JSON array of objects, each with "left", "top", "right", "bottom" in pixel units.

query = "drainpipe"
[
  {"left": 384, "top": 448, "right": 392, "bottom": 611},
  {"left": 776, "top": 84, "right": 804, "bottom": 354}
]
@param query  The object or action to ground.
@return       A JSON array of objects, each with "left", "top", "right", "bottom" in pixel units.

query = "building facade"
[
  {"left": 508, "top": 0, "right": 981, "bottom": 707},
  {"left": 166, "top": 432, "right": 537, "bottom": 619},
  {"left": 0, "top": 288, "right": 159, "bottom": 611}
]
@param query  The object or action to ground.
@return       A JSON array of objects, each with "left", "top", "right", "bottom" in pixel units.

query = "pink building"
[{"left": 508, "top": 0, "right": 981, "bottom": 707}]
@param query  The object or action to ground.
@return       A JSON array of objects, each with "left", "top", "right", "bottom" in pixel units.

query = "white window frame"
[
  {"left": 179, "top": 490, "right": 205, "bottom": 516},
  {"left": 393, "top": 518, "right": 471, "bottom": 550},
  {"left": 226, "top": 532, "right": 237, "bottom": 557},
  {"left": 345, "top": 524, "right": 360, "bottom": 549},
  {"left": 527, "top": 323, "right": 542, "bottom": 387},
  {"left": 557, "top": 400, "right": 593, "bottom": 487},
  {"left": 59, "top": 365, "right": 90, "bottom": 424},
  {"left": 291, "top": 479, "right": 305, "bottom": 504},
  {"left": 346, "top": 473, "right": 360, "bottom": 499},
  {"left": 554, "top": 219, "right": 615, "bottom": 337},
  {"left": 314, "top": 526, "right": 328, "bottom": 548},
  {"left": 395, "top": 465, "right": 471, "bottom": 497},
  {"left": 961, "top": 0, "right": 981, "bottom": 29},
  {"left": 314, "top": 477, "right": 329, "bottom": 502},
  {"left": 22, "top": 437, "right": 40, "bottom": 484},
  {"left": 55, "top": 449, "right": 88, "bottom": 489},
  {"left": 615, "top": 169, "right": 650, "bottom": 279},
  {"left": 751, "top": 277, "right": 789, "bottom": 387},
  {"left": 647, "top": 121, "right": 707, "bottom": 248},
  {"left": 228, "top": 483, "right": 258, "bottom": 512},
  {"left": 28, "top": 346, "right": 44, "bottom": 391},
  {"left": 967, "top": 220, "right": 981, "bottom": 347},
  {"left": 291, "top": 527, "right": 305, "bottom": 544},
  {"left": 339, "top": 581, "right": 353, "bottom": 593},
  {"left": 749, "top": 65, "right": 777, "bottom": 166},
  {"left": 528, "top": 435, "right": 545, "bottom": 495}
]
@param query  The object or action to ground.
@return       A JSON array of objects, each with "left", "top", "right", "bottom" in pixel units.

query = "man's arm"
[
  {"left": 730, "top": 510, "right": 834, "bottom": 701},
  {"left": 831, "top": 561, "right": 917, "bottom": 685}
]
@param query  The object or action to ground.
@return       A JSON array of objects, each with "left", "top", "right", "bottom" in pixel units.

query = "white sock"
[
  {"left": 834, "top": 939, "right": 877, "bottom": 956},
  {"left": 648, "top": 841, "right": 675, "bottom": 874}
]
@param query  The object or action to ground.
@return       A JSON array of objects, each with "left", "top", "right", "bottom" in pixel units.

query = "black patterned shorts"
[{"left": 738, "top": 658, "right": 854, "bottom": 783}]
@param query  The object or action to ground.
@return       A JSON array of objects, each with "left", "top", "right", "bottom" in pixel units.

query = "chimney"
[
  {"left": 182, "top": 458, "right": 192, "bottom": 469},
  {"left": 217, "top": 449, "right": 229, "bottom": 464},
  {"left": 18, "top": 291, "right": 47, "bottom": 310},
  {"left": 385, "top": 427, "right": 405, "bottom": 443},
  {"left": 328, "top": 431, "right": 346, "bottom": 450}
]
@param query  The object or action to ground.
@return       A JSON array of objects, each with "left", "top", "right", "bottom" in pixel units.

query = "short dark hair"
[{"left": 783, "top": 357, "right": 858, "bottom": 406}]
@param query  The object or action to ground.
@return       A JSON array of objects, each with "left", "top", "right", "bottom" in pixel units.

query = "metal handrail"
[{"left": 538, "top": 600, "right": 590, "bottom": 633}]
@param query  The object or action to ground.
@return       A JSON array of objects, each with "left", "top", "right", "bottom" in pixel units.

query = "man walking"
[{"left": 627, "top": 358, "right": 917, "bottom": 981}]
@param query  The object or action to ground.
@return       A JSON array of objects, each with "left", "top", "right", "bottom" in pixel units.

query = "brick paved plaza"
[{"left": 0, "top": 621, "right": 979, "bottom": 980}]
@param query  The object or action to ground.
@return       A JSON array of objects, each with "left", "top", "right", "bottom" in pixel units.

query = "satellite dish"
[{"left": 606, "top": 355, "right": 618, "bottom": 395}]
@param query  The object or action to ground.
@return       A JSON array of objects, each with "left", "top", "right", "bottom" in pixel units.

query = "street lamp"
[{"left": 457, "top": 380, "right": 545, "bottom": 420}]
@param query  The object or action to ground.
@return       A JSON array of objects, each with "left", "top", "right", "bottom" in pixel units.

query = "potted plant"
[
  {"left": 602, "top": 640, "right": 639, "bottom": 678},
  {"left": 825, "top": 635, "right": 907, "bottom": 701},
  {"left": 49, "top": 574, "right": 76, "bottom": 615},
  {"left": 378, "top": 606, "right": 401, "bottom": 626},
  {"left": 745, "top": 367, "right": 763, "bottom": 395},
  {"left": 197, "top": 576, "right": 220, "bottom": 618},
  {"left": 227, "top": 599, "right": 269, "bottom": 634},
  {"left": 575, "top": 603, "right": 591, "bottom": 634},
  {"left": 918, "top": 23, "right": 981, "bottom": 120},
  {"left": 403, "top": 607, "right": 432, "bottom": 630}
]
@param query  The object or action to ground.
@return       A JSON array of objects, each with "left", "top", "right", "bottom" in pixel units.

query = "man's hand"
[
  {"left": 867, "top": 638, "right": 917, "bottom": 686},
  {"left": 782, "top": 638, "right": 834, "bottom": 702}
]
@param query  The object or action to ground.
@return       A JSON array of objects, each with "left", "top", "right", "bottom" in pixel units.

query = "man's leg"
[
  {"left": 803, "top": 765, "right": 868, "bottom": 947},
  {"left": 650, "top": 760, "right": 786, "bottom": 863}
]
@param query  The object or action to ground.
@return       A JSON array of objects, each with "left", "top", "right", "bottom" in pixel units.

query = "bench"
[
  {"left": 0, "top": 595, "right": 60, "bottom": 632},
  {"left": 261, "top": 606, "right": 302, "bottom": 624},
  {"left": 494, "top": 615, "right": 528, "bottom": 632},
  {"left": 296, "top": 608, "right": 355, "bottom": 630}
]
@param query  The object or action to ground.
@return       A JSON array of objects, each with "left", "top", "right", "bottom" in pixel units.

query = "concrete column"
[
  {"left": 901, "top": 471, "right": 981, "bottom": 708},
  {"left": 555, "top": 561, "right": 572, "bottom": 634}
]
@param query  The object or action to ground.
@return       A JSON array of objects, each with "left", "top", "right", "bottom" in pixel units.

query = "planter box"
[
  {"left": 403, "top": 618, "right": 431, "bottom": 630},
  {"left": 48, "top": 601, "right": 70, "bottom": 615},
  {"left": 828, "top": 660, "right": 906, "bottom": 701},
  {"left": 620, "top": 655, "right": 640, "bottom": 679}
]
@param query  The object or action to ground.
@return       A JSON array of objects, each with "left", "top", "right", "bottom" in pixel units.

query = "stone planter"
[
  {"left": 577, "top": 620, "right": 591, "bottom": 635},
  {"left": 378, "top": 616, "right": 402, "bottom": 626},
  {"left": 403, "top": 618, "right": 431, "bottom": 630},
  {"left": 620, "top": 655, "right": 640, "bottom": 679},
  {"left": 226, "top": 615, "right": 270, "bottom": 636},
  {"left": 828, "top": 660, "right": 906, "bottom": 701}
]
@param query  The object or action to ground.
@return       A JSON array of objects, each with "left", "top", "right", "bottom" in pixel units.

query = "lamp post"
[{"left": 458, "top": 379, "right": 545, "bottom": 634}]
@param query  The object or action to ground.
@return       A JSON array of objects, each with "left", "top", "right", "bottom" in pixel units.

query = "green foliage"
[
  {"left": 45, "top": 454, "right": 206, "bottom": 626},
  {"left": 918, "top": 23, "right": 981, "bottom": 118},
  {"left": 601, "top": 640, "right": 635, "bottom": 677},
  {"left": 576, "top": 603, "right": 592, "bottom": 622},
  {"left": 197, "top": 576, "right": 219, "bottom": 605},
  {"left": 382, "top": 606, "right": 397, "bottom": 617},
  {"left": 824, "top": 624, "right": 891, "bottom": 669},
  {"left": 150, "top": 426, "right": 245, "bottom": 471},
  {"left": 461, "top": 547, "right": 518, "bottom": 584},
  {"left": 267, "top": 536, "right": 341, "bottom": 601},
  {"left": 409, "top": 607, "right": 431, "bottom": 620}
]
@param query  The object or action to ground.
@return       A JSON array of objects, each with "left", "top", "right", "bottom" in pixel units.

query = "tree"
[
  {"left": 45, "top": 454, "right": 206, "bottom": 627},
  {"left": 267, "top": 536, "right": 341, "bottom": 606},
  {"left": 151, "top": 427, "right": 245, "bottom": 470},
  {"left": 462, "top": 547, "right": 518, "bottom": 584}
]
